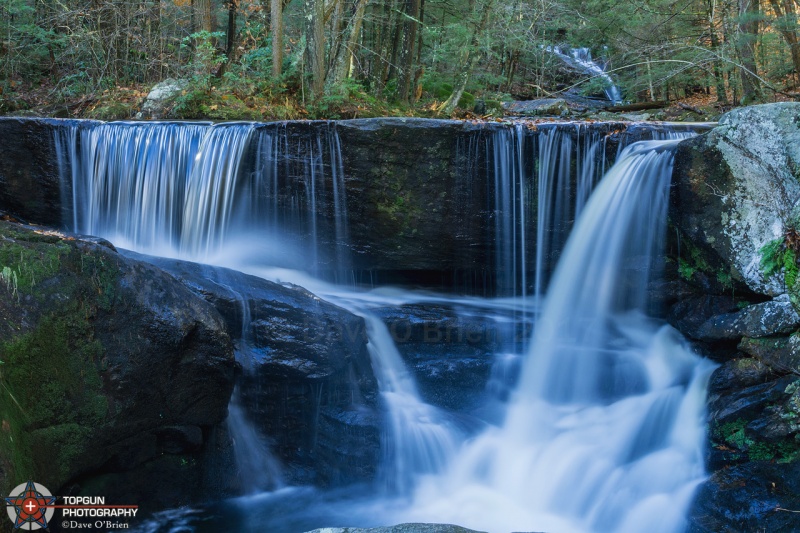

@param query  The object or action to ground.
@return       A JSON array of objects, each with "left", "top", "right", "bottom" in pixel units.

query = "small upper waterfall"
[{"left": 547, "top": 46, "right": 622, "bottom": 104}]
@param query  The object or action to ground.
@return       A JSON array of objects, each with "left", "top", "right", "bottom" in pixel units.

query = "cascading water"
[
  {"left": 54, "top": 121, "right": 349, "bottom": 273},
  {"left": 53, "top": 119, "right": 714, "bottom": 533},
  {"left": 546, "top": 46, "right": 622, "bottom": 104},
  {"left": 397, "top": 139, "right": 715, "bottom": 533}
]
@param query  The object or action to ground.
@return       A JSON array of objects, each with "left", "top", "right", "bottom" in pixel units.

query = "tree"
[
  {"left": 305, "top": 0, "right": 326, "bottom": 98},
  {"left": 439, "top": 0, "right": 494, "bottom": 114},
  {"left": 737, "top": 0, "right": 764, "bottom": 103},
  {"left": 271, "top": 0, "right": 284, "bottom": 76}
]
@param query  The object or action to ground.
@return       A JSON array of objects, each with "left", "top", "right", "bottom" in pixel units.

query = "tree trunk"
[
  {"left": 397, "top": 0, "right": 421, "bottom": 102},
  {"left": 737, "top": 0, "right": 763, "bottom": 104},
  {"left": 305, "top": 0, "right": 326, "bottom": 98},
  {"left": 768, "top": 0, "right": 800, "bottom": 83},
  {"left": 193, "top": 0, "right": 213, "bottom": 32},
  {"left": 271, "top": 0, "right": 283, "bottom": 76},
  {"left": 707, "top": 0, "right": 729, "bottom": 103},
  {"left": 330, "top": 0, "right": 368, "bottom": 85},
  {"left": 440, "top": 0, "right": 494, "bottom": 115}
]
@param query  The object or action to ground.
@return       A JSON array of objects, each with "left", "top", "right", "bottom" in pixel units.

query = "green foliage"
[
  {"left": 1, "top": 0, "right": 798, "bottom": 118},
  {"left": 678, "top": 258, "right": 697, "bottom": 281},
  {"left": 181, "top": 31, "right": 227, "bottom": 88},
  {"left": 759, "top": 236, "right": 800, "bottom": 308},
  {"left": 760, "top": 237, "right": 787, "bottom": 279}
]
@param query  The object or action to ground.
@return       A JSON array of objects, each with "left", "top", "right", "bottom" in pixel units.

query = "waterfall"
[
  {"left": 54, "top": 121, "right": 350, "bottom": 275},
  {"left": 546, "top": 46, "right": 622, "bottom": 103},
  {"left": 361, "top": 313, "right": 460, "bottom": 494},
  {"left": 52, "top": 120, "right": 714, "bottom": 533},
  {"left": 401, "top": 139, "right": 715, "bottom": 533}
]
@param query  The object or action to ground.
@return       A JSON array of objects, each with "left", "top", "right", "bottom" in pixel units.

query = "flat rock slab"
[
  {"left": 695, "top": 295, "right": 800, "bottom": 341},
  {"left": 306, "top": 525, "right": 487, "bottom": 533}
]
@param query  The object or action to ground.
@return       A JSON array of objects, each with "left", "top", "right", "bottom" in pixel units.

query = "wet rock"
[
  {"left": 371, "top": 303, "right": 530, "bottom": 411},
  {"left": 666, "top": 294, "right": 740, "bottom": 341},
  {"left": 706, "top": 370, "right": 800, "bottom": 469},
  {"left": 739, "top": 335, "right": 800, "bottom": 375},
  {"left": 0, "top": 220, "right": 236, "bottom": 503},
  {"left": 688, "top": 462, "right": 800, "bottom": 533},
  {"left": 122, "top": 251, "right": 380, "bottom": 486},
  {"left": 708, "top": 358, "right": 778, "bottom": 396}
]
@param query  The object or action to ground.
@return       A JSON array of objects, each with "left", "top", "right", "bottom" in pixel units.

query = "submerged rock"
[
  {"left": 0, "top": 221, "right": 236, "bottom": 506},
  {"left": 305, "top": 524, "right": 488, "bottom": 533}
]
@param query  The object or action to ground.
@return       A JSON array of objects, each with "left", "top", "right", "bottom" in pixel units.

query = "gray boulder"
[
  {"left": 672, "top": 102, "right": 800, "bottom": 298},
  {"left": 136, "top": 78, "right": 187, "bottom": 119}
]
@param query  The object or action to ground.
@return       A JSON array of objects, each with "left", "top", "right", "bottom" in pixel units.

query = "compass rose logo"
[{"left": 5, "top": 481, "right": 56, "bottom": 530}]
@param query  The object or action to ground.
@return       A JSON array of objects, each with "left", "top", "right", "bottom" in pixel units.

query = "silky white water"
[
  {"left": 55, "top": 121, "right": 714, "bottom": 533},
  {"left": 389, "top": 141, "right": 715, "bottom": 533}
]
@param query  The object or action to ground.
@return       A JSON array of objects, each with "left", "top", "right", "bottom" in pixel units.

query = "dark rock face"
[
  {"left": 123, "top": 251, "right": 380, "bottom": 486},
  {"left": 670, "top": 104, "right": 800, "bottom": 531},
  {"left": 0, "top": 221, "right": 236, "bottom": 507},
  {"left": 0, "top": 118, "right": 65, "bottom": 227},
  {"left": 336, "top": 118, "right": 495, "bottom": 281},
  {"left": 688, "top": 462, "right": 800, "bottom": 533}
]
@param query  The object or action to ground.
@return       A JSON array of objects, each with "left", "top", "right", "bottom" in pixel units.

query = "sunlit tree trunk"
[
  {"left": 330, "top": 0, "right": 368, "bottom": 85},
  {"left": 271, "top": 0, "right": 283, "bottom": 76}
]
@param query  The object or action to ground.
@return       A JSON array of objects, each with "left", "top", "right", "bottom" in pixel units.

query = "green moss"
[
  {"left": 678, "top": 258, "right": 696, "bottom": 281},
  {"left": 0, "top": 237, "right": 68, "bottom": 295},
  {"left": 86, "top": 102, "right": 134, "bottom": 121},
  {"left": 715, "top": 418, "right": 752, "bottom": 449},
  {"left": 748, "top": 441, "right": 776, "bottom": 461},
  {"left": 676, "top": 237, "right": 715, "bottom": 283},
  {"left": 0, "top": 225, "right": 119, "bottom": 490},
  {"left": 457, "top": 92, "right": 475, "bottom": 110}
]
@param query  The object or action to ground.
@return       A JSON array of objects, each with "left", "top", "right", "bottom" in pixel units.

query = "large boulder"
[
  {"left": 0, "top": 221, "right": 236, "bottom": 506},
  {"left": 124, "top": 252, "right": 380, "bottom": 486},
  {"left": 671, "top": 102, "right": 800, "bottom": 297},
  {"left": 136, "top": 78, "right": 187, "bottom": 119}
]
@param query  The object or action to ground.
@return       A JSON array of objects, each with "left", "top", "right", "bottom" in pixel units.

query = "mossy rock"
[
  {"left": 456, "top": 92, "right": 475, "bottom": 110},
  {"left": 0, "top": 221, "right": 235, "bottom": 496}
]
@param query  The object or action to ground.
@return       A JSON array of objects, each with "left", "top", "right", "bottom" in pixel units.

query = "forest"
[{"left": 1, "top": 0, "right": 799, "bottom": 120}]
